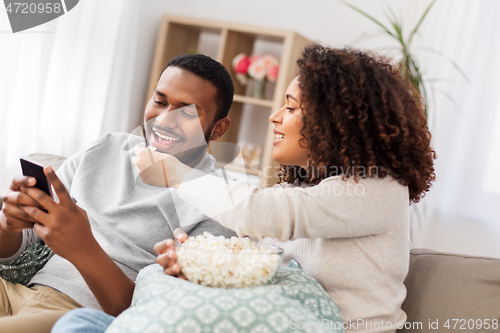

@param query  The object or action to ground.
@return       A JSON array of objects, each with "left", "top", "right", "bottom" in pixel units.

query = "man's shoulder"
[{"left": 84, "top": 132, "right": 143, "bottom": 154}]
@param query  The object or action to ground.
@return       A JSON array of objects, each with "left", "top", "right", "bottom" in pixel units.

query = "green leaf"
[
  {"left": 432, "top": 87, "right": 464, "bottom": 114},
  {"left": 408, "top": 0, "right": 438, "bottom": 45},
  {"left": 339, "top": 1, "right": 396, "bottom": 38},
  {"left": 415, "top": 46, "right": 473, "bottom": 85}
]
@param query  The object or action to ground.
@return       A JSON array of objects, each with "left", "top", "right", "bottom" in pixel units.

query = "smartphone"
[{"left": 20, "top": 158, "right": 53, "bottom": 197}]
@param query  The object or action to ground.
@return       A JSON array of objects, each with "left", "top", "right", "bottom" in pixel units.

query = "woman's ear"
[{"left": 210, "top": 117, "right": 231, "bottom": 141}]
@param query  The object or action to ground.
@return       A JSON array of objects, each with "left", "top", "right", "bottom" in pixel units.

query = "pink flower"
[
  {"left": 260, "top": 54, "right": 279, "bottom": 68},
  {"left": 232, "top": 53, "right": 250, "bottom": 74},
  {"left": 267, "top": 65, "right": 279, "bottom": 82},
  {"left": 249, "top": 55, "right": 260, "bottom": 63},
  {"left": 232, "top": 53, "right": 280, "bottom": 85},
  {"left": 248, "top": 57, "right": 267, "bottom": 81}
]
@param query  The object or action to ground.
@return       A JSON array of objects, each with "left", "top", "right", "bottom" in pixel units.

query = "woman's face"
[{"left": 269, "top": 77, "right": 309, "bottom": 168}]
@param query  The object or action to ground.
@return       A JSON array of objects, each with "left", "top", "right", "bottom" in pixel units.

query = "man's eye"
[
  {"left": 154, "top": 99, "right": 165, "bottom": 106},
  {"left": 181, "top": 108, "right": 197, "bottom": 117}
]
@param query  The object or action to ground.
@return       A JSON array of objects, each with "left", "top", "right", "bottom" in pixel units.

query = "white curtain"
[
  {"left": 414, "top": 0, "right": 500, "bottom": 226},
  {"left": 0, "top": 0, "right": 141, "bottom": 195}
]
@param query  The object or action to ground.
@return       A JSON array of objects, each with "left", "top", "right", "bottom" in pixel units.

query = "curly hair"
[{"left": 280, "top": 45, "right": 436, "bottom": 203}]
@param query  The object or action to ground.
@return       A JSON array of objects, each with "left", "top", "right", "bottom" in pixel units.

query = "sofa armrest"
[{"left": 399, "top": 248, "right": 500, "bottom": 332}]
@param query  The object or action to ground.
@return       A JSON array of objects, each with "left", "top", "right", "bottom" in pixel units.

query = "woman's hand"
[
  {"left": 154, "top": 228, "right": 188, "bottom": 279},
  {"left": 132, "top": 146, "right": 190, "bottom": 188}
]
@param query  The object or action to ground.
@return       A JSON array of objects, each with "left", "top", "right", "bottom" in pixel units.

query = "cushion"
[
  {"left": 399, "top": 248, "right": 500, "bottom": 332},
  {"left": 1, "top": 153, "right": 66, "bottom": 209},
  {"left": 106, "top": 263, "right": 344, "bottom": 333},
  {"left": 0, "top": 242, "right": 53, "bottom": 285}
]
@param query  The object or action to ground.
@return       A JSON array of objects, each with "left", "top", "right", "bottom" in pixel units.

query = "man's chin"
[{"left": 168, "top": 146, "right": 208, "bottom": 167}]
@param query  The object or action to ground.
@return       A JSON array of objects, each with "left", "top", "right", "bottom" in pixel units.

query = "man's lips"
[
  {"left": 152, "top": 128, "right": 181, "bottom": 142},
  {"left": 150, "top": 128, "right": 182, "bottom": 151}
]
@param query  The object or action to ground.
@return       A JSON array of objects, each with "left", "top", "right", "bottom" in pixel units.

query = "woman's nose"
[{"left": 269, "top": 107, "right": 284, "bottom": 124}]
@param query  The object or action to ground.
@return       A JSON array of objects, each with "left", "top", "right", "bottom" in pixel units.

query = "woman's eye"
[{"left": 286, "top": 107, "right": 295, "bottom": 112}]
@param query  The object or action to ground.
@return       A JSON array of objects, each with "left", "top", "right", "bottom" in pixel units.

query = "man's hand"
[
  {"left": 20, "top": 166, "right": 136, "bottom": 316},
  {"left": 132, "top": 146, "right": 190, "bottom": 188},
  {"left": 1, "top": 176, "right": 43, "bottom": 233},
  {"left": 155, "top": 228, "right": 188, "bottom": 279},
  {"left": 20, "top": 166, "right": 96, "bottom": 262},
  {"left": 0, "top": 175, "right": 45, "bottom": 257}
]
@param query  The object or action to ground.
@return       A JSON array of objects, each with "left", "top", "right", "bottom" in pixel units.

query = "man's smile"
[{"left": 149, "top": 126, "right": 183, "bottom": 152}]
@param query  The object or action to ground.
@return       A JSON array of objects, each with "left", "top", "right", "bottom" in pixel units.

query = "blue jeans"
[{"left": 51, "top": 308, "right": 114, "bottom": 333}]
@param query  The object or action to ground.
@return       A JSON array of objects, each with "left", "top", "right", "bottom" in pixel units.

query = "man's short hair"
[{"left": 164, "top": 54, "right": 234, "bottom": 121}]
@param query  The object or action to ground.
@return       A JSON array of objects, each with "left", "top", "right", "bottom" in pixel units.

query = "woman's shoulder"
[
  {"left": 274, "top": 174, "right": 408, "bottom": 202},
  {"left": 317, "top": 174, "right": 409, "bottom": 202}
]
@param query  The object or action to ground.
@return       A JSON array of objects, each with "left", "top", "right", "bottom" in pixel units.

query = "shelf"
[
  {"left": 233, "top": 95, "right": 274, "bottom": 108},
  {"left": 215, "top": 161, "right": 260, "bottom": 176},
  {"left": 147, "top": 15, "right": 312, "bottom": 187}
]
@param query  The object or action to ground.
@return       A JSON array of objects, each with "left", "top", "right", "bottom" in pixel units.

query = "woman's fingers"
[
  {"left": 154, "top": 229, "right": 188, "bottom": 255},
  {"left": 155, "top": 230, "right": 188, "bottom": 278},
  {"left": 154, "top": 238, "right": 174, "bottom": 255},
  {"left": 156, "top": 250, "right": 179, "bottom": 274},
  {"left": 164, "top": 264, "right": 186, "bottom": 279},
  {"left": 173, "top": 228, "right": 188, "bottom": 243}
]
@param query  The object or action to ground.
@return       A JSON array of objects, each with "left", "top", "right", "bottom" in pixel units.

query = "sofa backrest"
[
  {"left": 0, "top": 154, "right": 67, "bottom": 209},
  {"left": 398, "top": 248, "right": 500, "bottom": 332}
]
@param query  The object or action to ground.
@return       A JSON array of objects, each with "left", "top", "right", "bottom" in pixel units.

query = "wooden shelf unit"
[{"left": 146, "top": 15, "right": 312, "bottom": 188}]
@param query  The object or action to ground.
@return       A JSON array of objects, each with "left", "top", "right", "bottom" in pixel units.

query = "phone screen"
[{"left": 20, "top": 158, "right": 52, "bottom": 197}]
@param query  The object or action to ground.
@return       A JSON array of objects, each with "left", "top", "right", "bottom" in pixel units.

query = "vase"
[{"left": 250, "top": 79, "right": 266, "bottom": 99}]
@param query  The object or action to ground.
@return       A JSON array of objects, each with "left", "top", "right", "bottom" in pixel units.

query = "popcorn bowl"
[{"left": 174, "top": 233, "right": 284, "bottom": 289}]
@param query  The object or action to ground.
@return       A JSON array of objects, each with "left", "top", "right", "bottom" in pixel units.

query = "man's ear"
[{"left": 210, "top": 117, "right": 231, "bottom": 141}]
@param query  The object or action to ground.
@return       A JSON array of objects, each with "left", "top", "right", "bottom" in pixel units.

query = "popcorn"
[{"left": 176, "top": 232, "right": 283, "bottom": 289}]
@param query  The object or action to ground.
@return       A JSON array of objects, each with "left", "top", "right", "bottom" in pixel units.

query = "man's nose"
[{"left": 156, "top": 107, "right": 179, "bottom": 128}]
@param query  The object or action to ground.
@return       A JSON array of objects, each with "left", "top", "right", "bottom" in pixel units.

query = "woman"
[
  {"left": 54, "top": 45, "right": 436, "bottom": 333},
  {"left": 158, "top": 45, "right": 436, "bottom": 333}
]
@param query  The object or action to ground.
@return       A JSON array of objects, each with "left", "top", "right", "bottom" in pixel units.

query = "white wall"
[
  {"left": 4, "top": 0, "right": 499, "bottom": 257},
  {"left": 125, "top": 0, "right": 432, "bottom": 132}
]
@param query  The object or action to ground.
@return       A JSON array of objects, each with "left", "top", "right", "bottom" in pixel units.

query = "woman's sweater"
[{"left": 177, "top": 173, "right": 410, "bottom": 333}]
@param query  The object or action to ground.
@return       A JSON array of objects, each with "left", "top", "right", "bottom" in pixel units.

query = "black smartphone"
[{"left": 20, "top": 158, "right": 53, "bottom": 197}]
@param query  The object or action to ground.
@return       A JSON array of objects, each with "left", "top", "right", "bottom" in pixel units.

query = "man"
[{"left": 0, "top": 54, "right": 235, "bottom": 332}]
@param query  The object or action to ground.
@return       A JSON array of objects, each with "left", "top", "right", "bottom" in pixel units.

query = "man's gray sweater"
[{"left": 21, "top": 133, "right": 235, "bottom": 309}]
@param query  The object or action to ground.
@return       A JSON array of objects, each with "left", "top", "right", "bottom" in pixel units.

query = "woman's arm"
[
  {"left": 176, "top": 171, "right": 409, "bottom": 241},
  {"left": 131, "top": 146, "right": 409, "bottom": 242}
]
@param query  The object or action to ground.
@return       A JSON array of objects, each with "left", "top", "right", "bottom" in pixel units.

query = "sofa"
[
  {"left": 2, "top": 154, "right": 500, "bottom": 332},
  {"left": 399, "top": 249, "right": 500, "bottom": 332}
]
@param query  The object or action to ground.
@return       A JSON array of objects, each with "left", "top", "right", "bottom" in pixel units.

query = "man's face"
[{"left": 143, "top": 66, "right": 219, "bottom": 167}]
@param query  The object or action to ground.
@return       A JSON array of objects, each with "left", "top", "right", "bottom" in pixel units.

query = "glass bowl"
[{"left": 174, "top": 240, "right": 284, "bottom": 289}]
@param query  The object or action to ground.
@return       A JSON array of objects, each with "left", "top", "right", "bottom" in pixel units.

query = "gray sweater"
[{"left": 20, "top": 133, "right": 235, "bottom": 309}]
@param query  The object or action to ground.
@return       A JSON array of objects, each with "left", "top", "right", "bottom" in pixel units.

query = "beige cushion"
[
  {"left": 0, "top": 154, "right": 67, "bottom": 209},
  {"left": 24, "top": 153, "right": 67, "bottom": 171},
  {"left": 399, "top": 248, "right": 500, "bottom": 332}
]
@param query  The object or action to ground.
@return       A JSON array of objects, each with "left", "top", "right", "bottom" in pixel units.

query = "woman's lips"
[{"left": 273, "top": 133, "right": 285, "bottom": 145}]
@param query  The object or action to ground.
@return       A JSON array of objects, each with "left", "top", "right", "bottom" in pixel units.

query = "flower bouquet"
[{"left": 232, "top": 53, "right": 280, "bottom": 99}]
